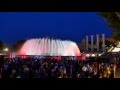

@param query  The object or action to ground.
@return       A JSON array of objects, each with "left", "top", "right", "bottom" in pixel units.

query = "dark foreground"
[{"left": 0, "top": 56, "right": 118, "bottom": 78}]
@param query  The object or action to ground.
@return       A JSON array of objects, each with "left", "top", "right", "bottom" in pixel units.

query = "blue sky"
[{"left": 0, "top": 12, "right": 112, "bottom": 45}]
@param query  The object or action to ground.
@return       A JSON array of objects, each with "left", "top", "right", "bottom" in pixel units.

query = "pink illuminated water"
[{"left": 19, "top": 38, "right": 81, "bottom": 56}]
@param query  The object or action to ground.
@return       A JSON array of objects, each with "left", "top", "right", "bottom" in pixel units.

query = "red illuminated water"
[{"left": 19, "top": 38, "right": 81, "bottom": 56}]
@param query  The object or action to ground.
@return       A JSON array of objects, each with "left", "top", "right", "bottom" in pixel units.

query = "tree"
[
  {"left": 0, "top": 40, "right": 6, "bottom": 52},
  {"left": 12, "top": 40, "right": 26, "bottom": 52},
  {"left": 99, "top": 12, "right": 120, "bottom": 40}
]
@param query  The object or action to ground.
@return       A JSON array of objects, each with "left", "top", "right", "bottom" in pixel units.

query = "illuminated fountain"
[{"left": 18, "top": 38, "right": 81, "bottom": 56}]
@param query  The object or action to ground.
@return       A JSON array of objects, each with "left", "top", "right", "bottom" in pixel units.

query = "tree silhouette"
[
  {"left": 99, "top": 12, "right": 120, "bottom": 40},
  {"left": 0, "top": 40, "right": 6, "bottom": 52},
  {"left": 12, "top": 40, "right": 26, "bottom": 52}
]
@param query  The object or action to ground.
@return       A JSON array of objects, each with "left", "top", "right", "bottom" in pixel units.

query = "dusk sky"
[{"left": 0, "top": 12, "right": 112, "bottom": 45}]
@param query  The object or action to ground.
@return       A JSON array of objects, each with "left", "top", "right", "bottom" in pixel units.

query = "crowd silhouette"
[{"left": 0, "top": 56, "right": 117, "bottom": 78}]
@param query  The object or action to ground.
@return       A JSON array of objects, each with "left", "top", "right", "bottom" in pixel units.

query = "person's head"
[
  {"left": 60, "top": 66, "right": 63, "bottom": 69},
  {"left": 76, "top": 73, "right": 80, "bottom": 78},
  {"left": 16, "top": 75, "right": 21, "bottom": 78}
]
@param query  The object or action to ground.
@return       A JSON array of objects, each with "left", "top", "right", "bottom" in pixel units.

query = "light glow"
[
  {"left": 18, "top": 38, "right": 81, "bottom": 56},
  {"left": 111, "top": 47, "right": 120, "bottom": 52},
  {"left": 3, "top": 48, "right": 9, "bottom": 52}
]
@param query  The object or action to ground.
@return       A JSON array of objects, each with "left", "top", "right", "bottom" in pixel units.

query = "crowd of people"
[{"left": 0, "top": 56, "right": 117, "bottom": 78}]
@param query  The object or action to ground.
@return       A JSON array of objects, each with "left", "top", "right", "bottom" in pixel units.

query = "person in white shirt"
[
  {"left": 82, "top": 65, "right": 88, "bottom": 78},
  {"left": 82, "top": 65, "right": 88, "bottom": 72}
]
